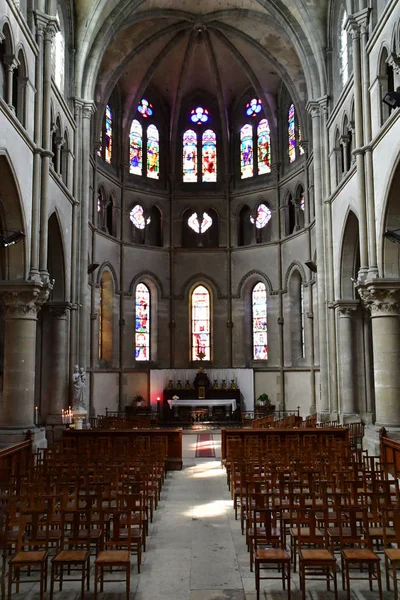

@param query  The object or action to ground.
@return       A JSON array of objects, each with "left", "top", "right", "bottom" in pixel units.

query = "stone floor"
[{"left": 6, "top": 431, "right": 395, "bottom": 598}]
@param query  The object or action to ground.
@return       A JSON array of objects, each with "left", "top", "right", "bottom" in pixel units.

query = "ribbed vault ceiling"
[{"left": 73, "top": 1, "right": 328, "bottom": 127}]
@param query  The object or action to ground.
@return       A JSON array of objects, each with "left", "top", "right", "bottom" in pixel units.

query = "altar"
[
  {"left": 150, "top": 368, "right": 254, "bottom": 420},
  {"left": 167, "top": 398, "right": 237, "bottom": 418}
]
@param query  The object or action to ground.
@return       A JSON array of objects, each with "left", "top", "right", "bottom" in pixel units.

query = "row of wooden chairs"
[
  {"left": 0, "top": 433, "right": 169, "bottom": 598},
  {"left": 224, "top": 428, "right": 400, "bottom": 599}
]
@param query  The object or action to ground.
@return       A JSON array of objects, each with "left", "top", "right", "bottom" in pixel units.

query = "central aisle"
[{"left": 133, "top": 431, "right": 252, "bottom": 600}]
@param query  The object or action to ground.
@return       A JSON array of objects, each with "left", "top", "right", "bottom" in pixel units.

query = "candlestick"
[{"left": 34, "top": 406, "right": 38, "bottom": 426}]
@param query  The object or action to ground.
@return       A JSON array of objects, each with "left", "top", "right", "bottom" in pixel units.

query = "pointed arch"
[
  {"left": 340, "top": 210, "right": 360, "bottom": 298},
  {"left": 0, "top": 152, "right": 27, "bottom": 279},
  {"left": 191, "top": 284, "right": 211, "bottom": 361},
  {"left": 47, "top": 211, "right": 66, "bottom": 301},
  {"left": 98, "top": 270, "right": 113, "bottom": 364},
  {"left": 130, "top": 118, "right": 143, "bottom": 175},
  {"left": 96, "top": 261, "right": 119, "bottom": 291},
  {"left": 252, "top": 281, "right": 268, "bottom": 360},
  {"left": 135, "top": 282, "right": 150, "bottom": 361}
]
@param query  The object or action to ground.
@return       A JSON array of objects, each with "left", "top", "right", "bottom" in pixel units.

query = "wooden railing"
[
  {"left": 380, "top": 433, "right": 400, "bottom": 477},
  {"left": 0, "top": 437, "right": 32, "bottom": 490}
]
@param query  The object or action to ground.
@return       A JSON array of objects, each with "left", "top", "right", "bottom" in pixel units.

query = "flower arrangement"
[{"left": 172, "top": 395, "right": 179, "bottom": 401}]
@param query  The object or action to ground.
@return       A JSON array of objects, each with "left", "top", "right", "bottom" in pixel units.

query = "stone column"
[
  {"left": 39, "top": 19, "right": 58, "bottom": 278},
  {"left": 335, "top": 301, "right": 359, "bottom": 418},
  {"left": 47, "top": 302, "right": 71, "bottom": 422},
  {"left": 3, "top": 54, "right": 19, "bottom": 112},
  {"left": 306, "top": 100, "right": 329, "bottom": 413},
  {"left": 347, "top": 17, "right": 368, "bottom": 277},
  {"left": 358, "top": 281, "right": 400, "bottom": 427},
  {"left": 0, "top": 283, "right": 49, "bottom": 442}
]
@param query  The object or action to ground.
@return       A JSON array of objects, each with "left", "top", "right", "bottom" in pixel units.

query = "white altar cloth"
[{"left": 167, "top": 398, "right": 237, "bottom": 411}]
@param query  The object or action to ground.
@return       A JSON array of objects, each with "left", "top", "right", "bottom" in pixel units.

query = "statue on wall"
[{"left": 72, "top": 365, "right": 86, "bottom": 410}]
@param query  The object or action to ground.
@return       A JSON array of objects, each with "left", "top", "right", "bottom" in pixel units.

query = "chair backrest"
[
  {"left": 338, "top": 505, "right": 369, "bottom": 548},
  {"left": 295, "top": 508, "right": 325, "bottom": 548},
  {"left": 103, "top": 509, "right": 133, "bottom": 550},
  {"left": 253, "top": 507, "right": 284, "bottom": 548}
]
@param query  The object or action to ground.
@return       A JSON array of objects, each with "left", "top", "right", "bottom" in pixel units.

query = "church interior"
[{"left": 1, "top": 0, "right": 400, "bottom": 597}]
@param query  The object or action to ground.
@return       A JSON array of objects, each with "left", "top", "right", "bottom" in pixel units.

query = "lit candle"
[{"left": 34, "top": 406, "right": 38, "bottom": 425}]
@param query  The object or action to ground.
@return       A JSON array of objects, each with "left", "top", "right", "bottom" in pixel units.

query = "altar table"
[{"left": 168, "top": 398, "right": 237, "bottom": 417}]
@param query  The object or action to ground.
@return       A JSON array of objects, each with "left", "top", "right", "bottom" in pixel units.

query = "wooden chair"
[
  {"left": 253, "top": 508, "right": 291, "bottom": 600},
  {"left": 94, "top": 508, "right": 132, "bottom": 600},
  {"left": 50, "top": 508, "right": 92, "bottom": 599},
  {"left": 383, "top": 506, "right": 400, "bottom": 598},
  {"left": 8, "top": 511, "right": 49, "bottom": 599},
  {"left": 339, "top": 505, "right": 383, "bottom": 600},
  {"left": 296, "top": 507, "right": 338, "bottom": 600}
]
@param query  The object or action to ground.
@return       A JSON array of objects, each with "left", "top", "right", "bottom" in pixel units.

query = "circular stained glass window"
[
  {"left": 246, "top": 98, "right": 262, "bottom": 117},
  {"left": 191, "top": 107, "right": 209, "bottom": 124},
  {"left": 137, "top": 99, "right": 153, "bottom": 118},
  {"left": 130, "top": 205, "right": 151, "bottom": 230},
  {"left": 250, "top": 204, "right": 271, "bottom": 229}
]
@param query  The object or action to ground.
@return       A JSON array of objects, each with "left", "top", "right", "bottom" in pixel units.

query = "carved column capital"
[
  {"left": 46, "top": 301, "right": 72, "bottom": 319},
  {"left": 306, "top": 100, "right": 320, "bottom": 119},
  {"left": 387, "top": 53, "right": 400, "bottom": 75},
  {"left": 3, "top": 54, "right": 20, "bottom": 72},
  {"left": 0, "top": 31, "right": 5, "bottom": 44},
  {"left": 0, "top": 282, "right": 51, "bottom": 318},
  {"left": 334, "top": 299, "right": 359, "bottom": 317},
  {"left": 357, "top": 280, "right": 400, "bottom": 316}
]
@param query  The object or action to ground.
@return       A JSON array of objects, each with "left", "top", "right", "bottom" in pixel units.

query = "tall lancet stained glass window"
[
  {"left": 252, "top": 282, "right": 268, "bottom": 360},
  {"left": 147, "top": 124, "right": 159, "bottom": 179},
  {"left": 183, "top": 129, "right": 198, "bottom": 182},
  {"left": 257, "top": 119, "right": 271, "bottom": 174},
  {"left": 105, "top": 105, "right": 113, "bottom": 164},
  {"left": 288, "top": 104, "right": 296, "bottom": 163},
  {"left": 130, "top": 119, "right": 142, "bottom": 175},
  {"left": 135, "top": 283, "right": 150, "bottom": 361},
  {"left": 240, "top": 124, "right": 253, "bottom": 178},
  {"left": 192, "top": 285, "right": 210, "bottom": 361},
  {"left": 202, "top": 130, "right": 217, "bottom": 182}
]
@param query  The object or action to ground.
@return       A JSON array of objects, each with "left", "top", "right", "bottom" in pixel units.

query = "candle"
[{"left": 34, "top": 406, "right": 38, "bottom": 425}]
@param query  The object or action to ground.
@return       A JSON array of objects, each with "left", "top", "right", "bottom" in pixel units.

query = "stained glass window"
[
  {"left": 257, "top": 119, "right": 271, "bottom": 175},
  {"left": 240, "top": 124, "right": 253, "bottom": 179},
  {"left": 288, "top": 104, "right": 296, "bottom": 163},
  {"left": 300, "top": 192, "right": 305, "bottom": 211},
  {"left": 138, "top": 98, "right": 153, "bottom": 118},
  {"left": 97, "top": 131, "right": 102, "bottom": 157},
  {"left": 192, "top": 285, "right": 210, "bottom": 361},
  {"left": 298, "top": 124, "right": 305, "bottom": 156},
  {"left": 250, "top": 204, "right": 271, "bottom": 229},
  {"left": 105, "top": 105, "right": 113, "bottom": 164},
  {"left": 130, "top": 119, "right": 142, "bottom": 175},
  {"left": 53, "top": 10, "right": 65, "bottom": 93},
  {"left": 147, "top": 124, "right": 159, "bottom": 179},
  {"left": 135, "top": 283, "right": 150, "bottom": 361},
  {"left": 191, "top": 107, "right": 209, "bottom": 124},
  {"left": 252, "top": 282, "right": 268, "bottom": 360},
  {"left": 246, "top": 98, "right": 262, "bottom": 117},
  {"left": 202, "top": 130, "right": 217, "bottom": 182},
  {"left": 188, "top": 212, "right": 213, "bottom": 234},
  {"left": 183, "top": 129, "right": 197, "bottom": 182},
  {"left": 130, "top": 205, "right": 150, "bottom": 230}
]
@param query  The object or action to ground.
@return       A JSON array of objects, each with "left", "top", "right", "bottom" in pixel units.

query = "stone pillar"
[
  {"left": 358, "top": 281, "right": 400, "bottom": 426},
  {"left": 39, "top": 18, "right": 58, "bottom": 277},
  {"left": 0, "top": 283, "right": 49, "bottom": 444},
  {"left": 335, "top": 301, "right": 359, "bottom": 418},
  {"left": 47, "top": 302, "right": 71, "bottom": 422},
  {"left": 3, "top": 54, "right": 19, "bottom": 112},
  {"left": 347, "top": 16, "right": 368, "bottom": 278},
  {"left": 78, "top": 102, "right": 96, "bottom": 370},
  {"left": 306, "top": 100, "right": 329, "bottom": 414}
]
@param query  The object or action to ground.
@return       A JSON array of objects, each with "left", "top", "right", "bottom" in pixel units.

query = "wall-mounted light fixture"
[
  {"left": 382, "top": 88, "right": 400, "bottom": 109},
  {"left": 0, "top": 230, "right": 25, "bottom": 248},
  {"left": 305, "top": 260, "right": 317, "bottom": 273},
  {"left": 87, "top": 262, "right": 100, "bottom": 275},
  {"left": 383, "top": 229, "right": 400, "bottom": 244}
]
